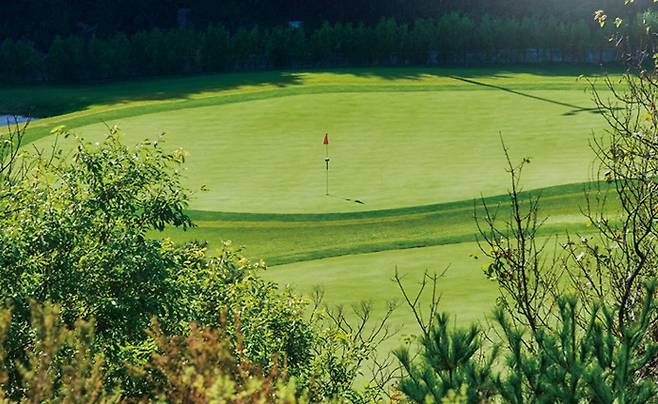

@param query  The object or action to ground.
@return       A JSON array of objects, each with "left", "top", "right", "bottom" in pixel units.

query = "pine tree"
[{"left": 397, "top": 282, "right": 658, "bottom": 403}]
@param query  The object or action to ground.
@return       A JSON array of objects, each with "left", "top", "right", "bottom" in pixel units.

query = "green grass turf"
[
  {"left": 259, "top": 240, "right": 508, "bottom": 357},
  {"left": 1, "top": 66, "right": 614, "bottom": 118},
  {"left": 159, "top": 182, "right": 615, "bottom": 265},
  {"left": 11, "top": 67, "right": 617, "bottom": 263},
  {"left": 23, "top": 67, "right": 611, "bottom": 214},
  {"left": 8, "top": 68, "right": 619, "bottom": 353}
]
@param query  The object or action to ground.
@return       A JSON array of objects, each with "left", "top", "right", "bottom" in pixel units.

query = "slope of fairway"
[
  {"left": 161, "top": 182, "right": 614, "bottom": 265},
  {"left": 12, "top": 67, "right": 616, "bottom": 264},
  {"left": 7, "top": 67, "right": 617, "bottom": 356},
  {"left": 25, "top": 69, "right": 606, "bottom": 213},
  {"left": 2, "top": 67, "right": 611, "bottom": 119},
  {"left": 261, "top": 241, "right": 500, "bottom": 355}
]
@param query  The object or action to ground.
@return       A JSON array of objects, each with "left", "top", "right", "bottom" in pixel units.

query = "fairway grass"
[
  {"left": 160, "top": 182, "right": 614, "bottom": 265},
  {"left": 2, "top": 66, "right": 613, "bottom": 119},
  {"left": 261, "top": 241, "right": 502, "bottom": 356},
  {"left": 9, "top": 67, "right": 616, "bottom": 354},
  {"left": 69, "top": 90, "right": 601, "bottom": 213},
  {"left": 23, "top": 68, "right": 609, "bottom": 214}
]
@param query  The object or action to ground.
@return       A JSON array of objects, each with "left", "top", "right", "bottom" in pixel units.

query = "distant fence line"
[{"left": 427, "top": 49, "right": 619, "bottom": 65}]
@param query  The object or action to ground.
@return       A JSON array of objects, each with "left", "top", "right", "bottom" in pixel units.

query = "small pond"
[{"left": 0, "top": 115, "right": 38, "bottom": 124}]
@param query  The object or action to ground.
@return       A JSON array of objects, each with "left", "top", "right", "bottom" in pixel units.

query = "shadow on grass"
[
  {"left": 327, "top": 193, "right": 366, "bottom": 205},
  {"left": 307, "top": 65, "right": 620, "bottom": 116},
  {"left": 0, "top": 70, "right": 304, "bottom": 118},
  {"left": 0, "top": 65, "right": 618, "bottom": 118},
  {"left": 446, "top": 75, "right": 602, "bottom": 116}
]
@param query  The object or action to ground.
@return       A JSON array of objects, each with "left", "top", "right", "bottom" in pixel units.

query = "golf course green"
[
  {"left": 23, "top": 68, "right": 605, "bottom": 214},
  {"left": 8, "top": 67, "right": 613, "bottom": 337}
]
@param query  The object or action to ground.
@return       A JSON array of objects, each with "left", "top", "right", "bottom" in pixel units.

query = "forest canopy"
[{"left": 1, "top": 0, "right": 649, "bottom": 46}]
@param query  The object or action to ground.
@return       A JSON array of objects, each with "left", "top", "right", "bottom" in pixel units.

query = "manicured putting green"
[{"left": 27, "top": 68, "right": 607, "bottom": 214}]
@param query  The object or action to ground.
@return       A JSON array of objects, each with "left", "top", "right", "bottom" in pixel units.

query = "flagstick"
[{"left": 325, "top": 142, "right": 329, "bottom": 196}]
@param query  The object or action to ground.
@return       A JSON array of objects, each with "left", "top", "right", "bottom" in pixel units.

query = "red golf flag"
[{"left": 323, "top": 133, "right": 329, "bottom": 145}]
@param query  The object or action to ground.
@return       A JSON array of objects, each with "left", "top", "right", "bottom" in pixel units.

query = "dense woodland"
[
  {"left": 1, "top": 0, "right": 653, "bottom": 83},
  {"left": 0, "top": 0, "right": 648, "bottom": 45},
  {"left": 0, "top": 15, "right": 619, "bottom": 83}
]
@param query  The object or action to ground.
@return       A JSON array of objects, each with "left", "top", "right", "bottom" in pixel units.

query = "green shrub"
[
  {"left": 0, "top": 302, "right": 118, "bottom": 402},
  {"left": 0, "top": 300, "right": 305, "bottom": 403},
  {"left": 396, "top": 282, "right": 658, "bottom": 403},
  {"left": 0, "top": 124, "right": 386, "bottom": 400}
]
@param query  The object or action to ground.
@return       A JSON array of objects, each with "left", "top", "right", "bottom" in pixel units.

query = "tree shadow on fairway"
[
  {"left": 0, "top": 71, "right": 305, "bottom": 118},
  {"left": 446, "top": 75, "right": 603, "bottom": 116},
  {"left": 312, "top": 66, "right": 624, "bottom": 116},
  {"left": 4, "top": 65, "right": 622, "bottom": 119},
  {"left": 310, "top": 65, "right": 620, "bottom": 81}
]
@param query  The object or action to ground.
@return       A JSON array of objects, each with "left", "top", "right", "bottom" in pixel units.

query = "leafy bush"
[
  {"left": 0, "top": 303, "right": 117, "bottom": 402},
  {"left": 0, "top": 126, "right": 194, "bottom": 393},
  {"left": 0, "top": 124, "right": 386, "bottom": 401},
  {"left": 140, "top": 318, "right": 300, "bottom": 403},
  {"left": 0, "top": 300, "right": 304, "bottom": 403}
]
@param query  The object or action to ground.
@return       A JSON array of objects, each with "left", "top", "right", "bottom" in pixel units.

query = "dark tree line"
[
  {"left": 1, "top": 0, "right": 649, "bottom": 48},
  {"left": 0, "top": 15, "right": 618, "bottom": 83}
]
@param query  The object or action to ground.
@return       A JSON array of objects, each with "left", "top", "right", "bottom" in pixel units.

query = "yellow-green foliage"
[
  {"left": 0, "top": 303, "right": 117, "bottom": 402},
  {"left": 143, "top": 319, "right": 300, "bottom": 403},
  {"left": 0, "top": 302, "right": 306, "bottom": 403},
  {"left": 0, "top": 124, "right": 387, "bottom": 401}
]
